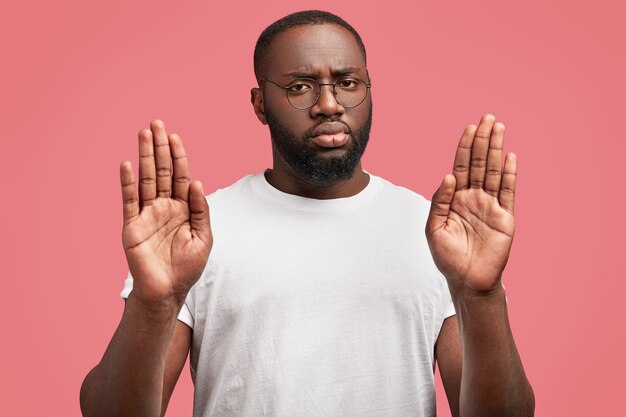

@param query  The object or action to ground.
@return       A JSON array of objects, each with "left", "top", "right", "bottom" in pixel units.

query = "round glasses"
[{"left": 262, "top": 77, "right": 371, "bottom": 110}]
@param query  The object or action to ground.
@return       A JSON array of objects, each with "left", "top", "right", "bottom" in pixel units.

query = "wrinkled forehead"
[{"left": 265, "top": 24, "right": 366, "bottom": 79}]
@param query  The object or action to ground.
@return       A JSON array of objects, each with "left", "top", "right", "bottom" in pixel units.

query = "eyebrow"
[{"left": 284, "top": 67, "right": 362, "bottom": 79}]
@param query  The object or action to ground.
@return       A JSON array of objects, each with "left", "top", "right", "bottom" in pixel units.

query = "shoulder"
[
  {"left": 202, "top": 173, "right": 266, "bottom": 233},
  {"left": 206, "top": 173, "right": 258, "bottom": 204},
  {"left": 371, "top": 174, "right": 433, "bottom": 213}
]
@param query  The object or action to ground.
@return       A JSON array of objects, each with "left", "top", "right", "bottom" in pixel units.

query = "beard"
[{"left": 265, "top": 106, "right": 372, "bottom": 188}]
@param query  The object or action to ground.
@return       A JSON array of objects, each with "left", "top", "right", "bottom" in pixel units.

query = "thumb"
[
  {"left": 189, "top": 180, "right": 212, "bottom": 245},
  {"left": 426, "top": 174, "right": 456, "bottom": 234}
]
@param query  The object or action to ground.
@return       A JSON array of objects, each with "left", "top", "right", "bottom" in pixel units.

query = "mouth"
[{"left": 308, "top": 122, "right": 351, "bottom": 149}]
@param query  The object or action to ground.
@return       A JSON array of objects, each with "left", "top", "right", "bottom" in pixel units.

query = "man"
[{"left": 80, "top": 10, "right": 534, "bottom": 417}]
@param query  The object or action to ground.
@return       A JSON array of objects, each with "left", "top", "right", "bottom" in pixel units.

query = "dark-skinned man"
[{"left": 80, "top": 10, "right": 534, "bottom": 417}]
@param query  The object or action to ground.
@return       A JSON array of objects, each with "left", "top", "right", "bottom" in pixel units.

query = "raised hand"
[
  {"left": 426, "top": 114, "right": 517, "bottom": 294},
  {"left": 119, "top": 120, "right": 212, "bottom": 305}
]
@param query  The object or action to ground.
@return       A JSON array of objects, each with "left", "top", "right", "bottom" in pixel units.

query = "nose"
[{"left": 310, "top": 84, "right": 345, "bottom": 118}]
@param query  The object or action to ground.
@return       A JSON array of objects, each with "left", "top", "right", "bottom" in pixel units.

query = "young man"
[{"left": 80, "top": 10, "right": 534, "bottom": 417}]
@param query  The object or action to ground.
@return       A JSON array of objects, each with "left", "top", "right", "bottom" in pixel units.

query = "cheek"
[
  {"left": 282, "top": 115, "right": 311, "bottom": 137},
  {"left": 346, "top": 104, "right": 371, "bottom": 131},
  {"left": 267, "top": 106, "right": 312, "bottom": 137}
]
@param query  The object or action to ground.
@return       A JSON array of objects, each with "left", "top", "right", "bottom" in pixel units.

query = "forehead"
[{"left": 266, "top": 24, "right": 366, "bottom": 77}]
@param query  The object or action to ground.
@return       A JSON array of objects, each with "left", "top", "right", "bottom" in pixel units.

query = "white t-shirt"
[{"left": 122, "top": 172, "right": 455, "bottom": 417}]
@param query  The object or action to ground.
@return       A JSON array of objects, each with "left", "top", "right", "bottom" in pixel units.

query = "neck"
[{"left": 265, "top": 164, "right": 370, "bottom": 199}]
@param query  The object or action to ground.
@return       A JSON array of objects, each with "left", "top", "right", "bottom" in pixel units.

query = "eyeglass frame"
[{"left": 260, "top": 76, "right": 372, "bottom": 110}]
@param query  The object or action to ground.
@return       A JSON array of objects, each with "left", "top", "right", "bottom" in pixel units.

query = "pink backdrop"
[{"left": 2, "top": 1, "right": 624, "bottom": 415}]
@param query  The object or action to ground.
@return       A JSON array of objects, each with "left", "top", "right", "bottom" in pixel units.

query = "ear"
[{"left": 250, "top": 87, "right": 267, "bottom": 125}]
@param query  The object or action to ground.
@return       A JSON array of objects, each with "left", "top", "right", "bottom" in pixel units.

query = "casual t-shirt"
[{"left": 122, "top": 172, "right": 455, "bottom": 417}]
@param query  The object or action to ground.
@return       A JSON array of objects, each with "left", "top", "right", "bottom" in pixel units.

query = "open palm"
[
  {"left": 120, "top": 120, "right": 212, "bottom": 304},
  {"left": 426, "top": 115, "right": 517, "bottom": 293}
]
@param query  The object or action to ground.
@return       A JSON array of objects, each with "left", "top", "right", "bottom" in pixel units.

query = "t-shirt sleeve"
[
  {"left": 439, "top": 274, "right": 456, "bottom": 320},
  {"left": 433, "top": 276, "right": 457, "bottom": 345},
  {"left": 120, "top": 272, "right": 195, "bottom": 328},
  {"left": 443, "top": 297, "right": 456, "bottom": 319}
]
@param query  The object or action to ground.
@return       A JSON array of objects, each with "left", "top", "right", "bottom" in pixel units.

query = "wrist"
[
  {"left": 128, "top": 278, "right": 190, "bottom": 308},
  {"left": 127, "top": 290, "right": 186, "bottom": 320},
  {"left": 446, "top": 271, "right": 504, "bottom": 298},
  {"left": 449, "top": 282, "right": 507, "bottom": 313}
]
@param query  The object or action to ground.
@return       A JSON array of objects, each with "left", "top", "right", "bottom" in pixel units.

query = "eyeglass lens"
[{"left": 286, "top": 79, "right": 368, "bottom": 109}]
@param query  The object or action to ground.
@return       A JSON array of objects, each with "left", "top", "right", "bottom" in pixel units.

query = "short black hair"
[{"left": 253, "top": 10, "right": 367, "bottom": 82}]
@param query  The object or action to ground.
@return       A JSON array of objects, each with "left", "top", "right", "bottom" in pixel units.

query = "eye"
[
  {"left": 337, "top": 79, "right": 359, "bottom": 90},
  {"left": 287, "top": 81, "right": 314, "bottom": 93}
]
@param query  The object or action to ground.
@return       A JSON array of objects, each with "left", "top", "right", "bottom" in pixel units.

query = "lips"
[{"left": 308, "top": 122, "right": 351, "bottom": 148}]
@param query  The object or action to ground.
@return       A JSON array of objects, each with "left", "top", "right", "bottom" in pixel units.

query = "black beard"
[{"left": 266, "top": 107, "right": 372, "bottom": 188}]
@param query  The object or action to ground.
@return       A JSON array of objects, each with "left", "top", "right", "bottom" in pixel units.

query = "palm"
[
  {"left": 123, "top": 198, "right": 210, "bottom": 301},
  {"left": 426, "top": 115, "right": 517, "bottom": 293},
  {"left": 428, "top": 188, "right": 514, "bottom": 291},
  {"left": 119, "top": 120, "right": 212, "bottom": 303}
]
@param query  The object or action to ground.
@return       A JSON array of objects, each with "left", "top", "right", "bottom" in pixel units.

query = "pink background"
[{"left": 1, "top": 0, "right": 624, "bottom": 415}]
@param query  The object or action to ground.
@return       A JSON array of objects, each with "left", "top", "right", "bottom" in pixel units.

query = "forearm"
[
  {"left": 452, "top": 285, "right": 534, "bottom": 417},
  {"left": 80, "top": 292, "right": 183, "bottom": 417}
]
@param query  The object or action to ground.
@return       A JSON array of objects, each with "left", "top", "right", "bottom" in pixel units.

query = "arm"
[
  {"left": 436, "top": 303, "right": 534, "bottom": 417},
  {"left": 161, "top": 322, "right": 193, "bottom": 415},
  {"left": 427, "top": 114, "right": 534, "bottom": 417},
  {"left": 80, "top": 120, "right": 212, "bottom": 417},
  {"left": 435, "top": 316, "right": 462, "bottom": 417},
  {"left": 80, "top": 302, "right": 191, "bottom": 417}
]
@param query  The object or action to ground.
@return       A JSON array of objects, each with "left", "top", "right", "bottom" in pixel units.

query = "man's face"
[{"left": 256, "top": 24, "right": 372, "bottom": 187}]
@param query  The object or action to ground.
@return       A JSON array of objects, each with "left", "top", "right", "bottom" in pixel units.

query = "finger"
[
  {"left": 138, "top": 128, "right": 157, "bottom": 206},
  {"left": 189, "top": 181, "right": 212, "bottom": 246},
  {"left": 426, "top": 174, "right": 456, "bottom": 235},
  {"left": 120, "top": 161, "right": 139, "bottom": 224},
  {"left": 170, "top": 133, "right": 190, "bottom": 202},
  {"left": 484, "top": 122, "right": 505, "bottom": 196},
  {"left": 469, "top": 114, "right": 496, "bottom": 189},
  {"left": 452, "top": 124, "right": 476, "bottom": 190},
  {"left": 499, "top": 152, "right": 517, "bottom": 214},
  {"left": 151, "top": 119, "right": 172, "bottom": 198}
]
